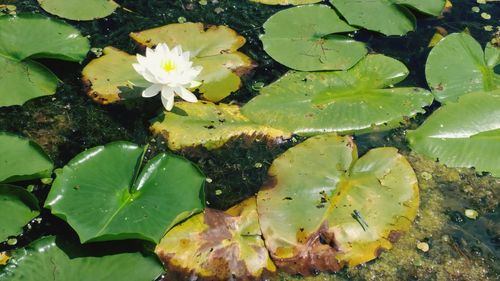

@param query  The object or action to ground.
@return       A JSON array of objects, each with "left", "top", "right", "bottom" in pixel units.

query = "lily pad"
[
  {"left": 156, "top": 197, "right": 276, "bottom": 280},
  {"left": 426, "top": 33, "right": 500, "bottom": 103},
  {"left": 241, "top": 54, "right": 433, "bottom": 136},
  {"left": 0, "top": 236, "right": 164, "bottom": 281},
  {"left": 407, "top": 90, "right": 500, "bottom": 177},
  {"left": 0, "top": 133, "right": 53, "bottom": 183},
  {"left": 150, "top": 101, "right": 291, "bottom": 151},
  {"left": 45, "top": 142, "right": 205, "bottom": 243},
  {"left": 329, "top": 0, "right": 446, "bottom": 36},
  {"left": 130, "top": 22, "right": 254, "bottom": 102},
  {"left": 260, "top": 4, "right": 367, "bottom": 71},
  {"left": 0, "top": 185, "right": 39, "bottom": 242},
  {"left": 37, "top": 0, "right": 119, "bottom": 21},
  {"left": 257, "top": 134, "right": 419, "bottom": 274},
  {"left": 250, "top": 0, "right": 321, "bottom": 5},
  {"left": 0, "top": 14, "right": 90, "bottom": 107}
]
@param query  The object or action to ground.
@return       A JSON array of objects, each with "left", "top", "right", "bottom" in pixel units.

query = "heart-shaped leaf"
[
  {"left": 45, "top": 142, "right": 205, "bottom": 243},
  {"left": 37, "top": 0, "right": 119, "bottom": 21},
  {"left": 329, "top": 0, "right": 445, "bottom": 36},
  {"left": 241, "top": 54, "right": 433, "bottom": 136},
  {"left": 151, "top": 101, "right": 291, "bottom": 151},
  {"left": 426, "top": 33, "right": 500, "bottom": 103},
  {"left": 0, "top": 133, "right": 53, "bottom": 183},
  {"left": 156, "top": 197, "right": 276, "bottom": 280},
  {"left": 257, "top": 134, "right": 419, "bottom": 274},
  {"left": 0, "top": 14, "right": 89, "bottom": 107},
  {"left": 0, "top": 236, "right": 164, "bottom": 281},
  {"left": 260, "top": 4, "right": 367, "bottom": 71},
  {"left": 408, "top": 90, "right": 500, "bottom": 176},
  {"left": 0, "top": 185, "right": 39, "bottom": 242},
  {"left": 250, "top": 0, "right": 321, "bottom": 5}
]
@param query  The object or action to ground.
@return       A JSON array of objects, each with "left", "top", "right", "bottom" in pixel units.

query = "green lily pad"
[
  {"left": 257, "top": 134, "right": 419, "bottom": 274},
  {"left": 45, "top": 142, "right": 205, "bottom": 243},
  {"left": 150, "top": 101, "right": 291, "bottom": 151},
  {"left": 0, "top": 185, "right": 39, "bottom": 242},
  {"left": 130, "top": 22, "right": 254, "bottom": 102},
  {"left": 260, "top": 4, "right": 367, "bottom": 71},
  {"left": 0, "top": 236, "right": 164, "bottom": 281},
  {"left": 408, "top": 90, "right": 500, "bottom": 177},
  {"left": 37, "top": 0, "right": 119, "bottom": 21},
  {"left": 426, "top": 33, "right": 500, "bottom": 103},
  {"left": 241, "top": 54, "right": 433, "bottom": 136},
  {"left": 250, "top": 0, "right": 321, "bottom": 5},
  {"left": 0, "top": 14, "right": 90, "bottom": 107},
  {"left": 156, "top": 197, "right": 276, "bottom": 280},
  {"left": 329, "top": 0, "right": 445, "bottom": 36},
  {"left": 0, "top": 133, "right": 53, "bottom": 183}
]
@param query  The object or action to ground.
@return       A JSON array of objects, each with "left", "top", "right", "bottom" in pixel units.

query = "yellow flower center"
[{"left": 162, "top": 60, "right": 176, "bottom": 72}]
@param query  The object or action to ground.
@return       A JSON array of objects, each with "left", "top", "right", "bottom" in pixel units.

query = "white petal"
[
  {"left": 161, "top": 87, "right": 175, "bottom": 111},
  {"left": 176, "top": 87, "right": 198, "bottom": 103},
  {"left": 142, "top": 84, "right": 161, "bottom": 98},
  {"left": 145, "top": 47, "right": 155, "bottom": 58},
  {"left": 189, "top": 80, "right": 202, "bottom": 88}
]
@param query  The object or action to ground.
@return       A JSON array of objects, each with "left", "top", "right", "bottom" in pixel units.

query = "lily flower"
[{"left": 132, "top": 43, "right": 202, "bottom": 111}]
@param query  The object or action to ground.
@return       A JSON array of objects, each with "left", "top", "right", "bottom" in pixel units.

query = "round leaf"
[
  {"left": 156, "top": 198, "right": 276, "bottom": 280},
  {"left": 151, "top": 101, "right": 291, "bottom": 151},
  {"left": 130, "top": 23, "right": 254, "bottom": 102},
  {"left": 257, "top": 134, "right": 419, "bottom": 274},
  {"left": 426, "top": 33, "right": 500, "bottom": 103},
  {"left": 408, "top": 90, "right": 500, "bottom": 177},
  {"left": 45, "top": 142, "right": 205, "bottom": 243},
  {"left": 0, "top": 14, "right": 90, "bottom": 106},
  {"left": 0, "top": 236, "right": 163, "bottom": 281},
  {"left": 0, "top": 185, "right": 39, "bottom": 242},
  {"left": 250, "top": 0, "right": 321, "bottom": 5},
  {"left": 37, "top": 0, "right": 119, "bottom": 21},
  {"left": 241, "top": 54, "right": 433, "bottom": 136},
  {"left": 0, "top": 133, "right": 53, "bottom": 183},
  {"left": 329, "top": 0, "right": 445, "bottom": 36},
  {"left": 260, "top": 5, "right": 367, "bottom": 71}
]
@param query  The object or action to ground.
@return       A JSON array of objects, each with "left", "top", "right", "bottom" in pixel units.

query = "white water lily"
[{"left": 132, "top": 43, "right": 202, "bottom": 111}]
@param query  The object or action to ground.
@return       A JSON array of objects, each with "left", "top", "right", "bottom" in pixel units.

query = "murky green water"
[{"left": 0, "top": 0, "right": 498, "bottom": 280}]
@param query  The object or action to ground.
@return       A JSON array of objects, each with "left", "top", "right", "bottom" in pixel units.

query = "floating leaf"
[
  {"left": 260, "top": 4, "right": 367, "bottom": 71},
  {"left": 151, "top": 101, "right": 291, "bottom": 151},
  {"left": 0, "top": 185, "right": 39, "bottom": 242},
  {"left": 242, "top": 54, "right": 433, "bottom": 136},
  {"left": 130, "top": 22, "right": 254, "bottom": 102},
  {"left": 257, "top": 134, "right": 419, "bottom": 274},
  {"left": 329, "top": 0, "right": 446, "bottom": 36},
  {"left": 0, "top": 133, "right": 53, "bottom": 183},
  {"left": 426, "top": 33, "right": 499, "bottom": 103},
  {"left": 0, "top": 236, "right": 163, "bottom": 281},
  {"left": 0, "top": 14, "right": 89, "bottom": 107},
  {"left": 37, "top": 0, "right": 119, "bottom": 21},
  {"left": 408, "top": 90, "right": 500, "bottom": 176},
  {"left": 250, "top": 0, "right": 321, "bottom": 5},
  {"left": 156, "top": 198, "right": 276, "bottom": 280},
  {"left": 45, "top": 142, "right": 205, "bottom": 243}
]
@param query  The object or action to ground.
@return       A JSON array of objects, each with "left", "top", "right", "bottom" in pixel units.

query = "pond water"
[{"left": 0, "top": 0, "right": 498, "bottom": 280}]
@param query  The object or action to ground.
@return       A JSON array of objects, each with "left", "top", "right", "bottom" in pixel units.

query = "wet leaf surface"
[{"left": 0, "top": 185, "right": 39, "bottom": 242}]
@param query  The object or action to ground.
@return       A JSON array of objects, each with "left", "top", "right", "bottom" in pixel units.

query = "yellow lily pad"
[
  {"left": 130, "top": 22, "right": 254, "bottom": 102},
  {"left": 156, "top": 197, "right": 276, "bottom": 280},
  {"left": 0, "top": 252, "right": 9, "bottom": 266},
  {"left": 150, "top": 101, "right": 291, "bottom": 151}
]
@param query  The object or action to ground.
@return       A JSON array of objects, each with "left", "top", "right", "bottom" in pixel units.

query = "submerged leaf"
[
  {"left": 0, "top": 185, "right": 39, "bottom": 242},
  {"left": 37, "top": 0, "right": 119, "bottom": 21},
  {"left": 0, "top": 236, "right": 163, "bottom": 281},
  {"left": 156, "top": 198, "right": 276, "bottom": 280},
  {"left": 260, "top": 4, "right": 367, "bottom": 71},
  {"left": 0, "top": 14, "right": 89, "bottom": 106},
  {"left": 408, "top": 90, "right": 500, "bottom": 176},
  {"left": 151, "top": 101, "right": 291, "bottom": 151},
  {"left": 130, "top": 22, "right": 254, "bottom": 102},
  {"left": 45, "top": 142, "right": 205, "bottom": 243},
  {"left": 242, "top": 54, "right": 433, "bottom": 135},
  {"left": 426, "top": 33, "right": 499, "bottom": 103},
  {"left": 257, "top": 134, "right": 419, "bottom": 274}
]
